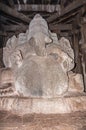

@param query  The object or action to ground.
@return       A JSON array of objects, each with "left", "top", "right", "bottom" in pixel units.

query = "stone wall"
[{"left": 0, "top": 48, "right": 4, "bottom": 67}]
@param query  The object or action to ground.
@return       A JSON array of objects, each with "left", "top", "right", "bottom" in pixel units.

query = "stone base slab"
[{"left": 0, "top": 93, "right": 86, "bottom": 115}]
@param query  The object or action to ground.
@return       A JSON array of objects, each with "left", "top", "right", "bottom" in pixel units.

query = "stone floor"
[{"left": 0, "top": 111, "right": 86, "bottom": 130}]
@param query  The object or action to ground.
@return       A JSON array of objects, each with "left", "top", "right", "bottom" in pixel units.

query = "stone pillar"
[
  {"left": 80, "top": 23, "right": 86, "bottom": 92},
  {"left": 0, "top": 36, "right": 4, "bottom": 67},
  {"left": 72, "top": 30, "right": 83, "bottom": 74}
]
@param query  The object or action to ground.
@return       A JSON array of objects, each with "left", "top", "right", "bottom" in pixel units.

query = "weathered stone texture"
[
  {"left": 68, "top": 71, "right": 84, "bottom": 92},
  {"left": 2, "top": 14, "right": 76, "bottom": 97},
  {"left": 0, "top": 14, "right": 86, "bottom": 115},
  {"left": 0, "top": 95, "right": 86, "bottom": 115}
]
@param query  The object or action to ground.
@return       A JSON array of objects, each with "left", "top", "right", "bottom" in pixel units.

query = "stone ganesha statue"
[{"left": 2, "top": 14, "right": 75, "bottom": 97}]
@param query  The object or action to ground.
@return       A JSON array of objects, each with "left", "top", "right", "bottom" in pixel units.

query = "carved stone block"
[{"left": 2, "top": 14, "right": 84, "bottom": 98}]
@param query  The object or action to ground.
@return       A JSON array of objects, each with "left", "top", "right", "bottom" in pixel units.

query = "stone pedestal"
[
  {"left": 0, "top": 95, "right": 86, "bottom": 130},
  {"left": 0, "top": 93, "right": 86, "bottom": 115}
]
